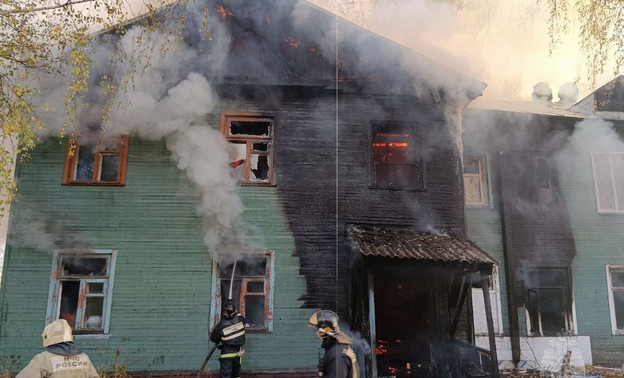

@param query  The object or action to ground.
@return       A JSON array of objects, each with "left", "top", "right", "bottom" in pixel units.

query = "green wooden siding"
[
  {"left": 465, "top": 128, "right": 624, "bottom": 366},
  {"left": 0, "top": 137, "right": 317, "bottom": 373},
  {"left": 556, "top": 139, "right": 624, "bottom": 366}
]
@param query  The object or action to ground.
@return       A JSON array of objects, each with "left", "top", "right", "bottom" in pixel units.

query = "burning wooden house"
[
  {"left": 463, "top": 77, "right": 624, "bottom": 372},
  {"left": 0, "top": 0, "right": 501, "bottom": 377}
]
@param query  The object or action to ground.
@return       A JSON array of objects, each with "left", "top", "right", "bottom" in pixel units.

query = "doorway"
[{"left": 374, "top": 278, "right": 431, "bottom": 378}]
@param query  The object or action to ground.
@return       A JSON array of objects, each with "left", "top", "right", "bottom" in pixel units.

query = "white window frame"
[
  {"left": 46, "top": 249, "right": 117, "bottom": 335},
  {"left": 209, "top": 250, "right": 275, "bottom": 333},
  {"left": 463, "top": 155, "right": 490, "bottom": 208},
  {"left": 591, "top": 151, "right": 624, "bottom": 213},
  {"left": 606, "top": 265, "right": 624, "bottom": 335}
]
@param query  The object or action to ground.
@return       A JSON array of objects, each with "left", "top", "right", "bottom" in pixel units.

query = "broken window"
[
  {"left": 63, "top": 136, "right": 129, "bottom": 185},
  {"left": 212, "top": 251, "right": 274, "bottom": 332},
  {"left": 46, "top": 250, "right": 116, "bottom": 334},
  {"left": 591, "top": 152, "right": 624, "bottom": 213},
  {"left": 607, "top": 265, "right": 624, "bottom": 335},
  {"left": 371, "top": 125, "right": 423, "bottom": 189},
  {"left": 221, "top": 113, "right": 274, "bottom": 186},
  {"left": 524, "top": 268, "right": 574, "bottom": 336},
  {"left": 463, "top": 157, "right": 488, "bottom": 207}
]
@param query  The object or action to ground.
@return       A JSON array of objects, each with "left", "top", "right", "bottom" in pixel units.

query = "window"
[
  {"left": 46, "top": 250, "right": 117, "bottom": 334},
  {"left": 591, "top": 152, "right": 624, "bottom": 213},
  {"left": 211, "top": 251, "right": 274, "bottom": 332},
  {"left": 464, "top": 157, "right": 488, "bottom": 207},
  {"left": 516, "top": 156, "right": 555, "bottom": 210},
  {"left": 606, "top": 265, "right": 624, "bottom": 335},
  {"left": 63, "top": 136, "right": 129, "bottom": 185},
  {"left": 221, "top": 113, "right": 274, "bottom": 186},
  {"left": 371, "top": 124, "right": 423, "bottom": 189},
  {"left": 524, "top": 268, "right": 574, "bottom": 336}
]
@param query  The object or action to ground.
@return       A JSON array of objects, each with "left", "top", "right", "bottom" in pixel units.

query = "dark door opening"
[{"left": 375, "top": 279, "right": 430, "bottom": 378}]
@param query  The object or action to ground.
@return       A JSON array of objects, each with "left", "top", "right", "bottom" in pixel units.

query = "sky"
[{"left": 307, "top": 0, "right": 616, "bottom": 102}]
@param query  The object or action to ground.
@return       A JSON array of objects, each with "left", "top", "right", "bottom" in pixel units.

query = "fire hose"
[
  {"left": 197, "top": 259, "right": 238, "bottom": 378},
  {"left": 197, "top": 342, "right": 220, "bottom": 378}
]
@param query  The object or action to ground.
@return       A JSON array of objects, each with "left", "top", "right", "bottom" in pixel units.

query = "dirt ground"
[{"left": 500, "top": 366, "right": 624, "bottom": 377}]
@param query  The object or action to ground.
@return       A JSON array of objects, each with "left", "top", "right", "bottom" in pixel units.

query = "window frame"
[
  {"left": 591, "top": 151, "right": 624, "bottom": 213},
  {"left": 606, "top": 265, "right": 624, "bottom": 335},
  {"left": 46, "top": 249, "right": 117, "bottom": 336},
  {"left": 220, "top": 112, "right": 275, "bottom": 186},
  {"left": 63, "top": 135, "right": 129, "bottom": 186},
  {"left": 209, "top": 250, "right": 275, "bottom": 333},
  {"left": 463, "top": 156, "right": 489, "bottom": 208},
  {"left": 523, "top": 267, "right": 575, "bottom": 337},
  {"left": 369, "top": 124, "right": 425, "bottom": 190}
]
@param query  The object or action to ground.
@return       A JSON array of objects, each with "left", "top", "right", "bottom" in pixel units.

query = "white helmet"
[{"left": 42, "top": 319, "right": 73, "bottom": 347}]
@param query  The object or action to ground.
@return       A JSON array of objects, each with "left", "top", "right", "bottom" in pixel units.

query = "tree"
[
  {"left": 544, "top": 0, "right": 623, "bottom": 80},
  {"left": 0, "top": 0, "right": 176, "bottom": 213}
]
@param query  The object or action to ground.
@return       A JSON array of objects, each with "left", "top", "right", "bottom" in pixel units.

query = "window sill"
[
  {"left": 240, "top": 182, "right": 276, "bottom": 187},
  {"left": 63, "top": 182, "right": 126, "bottom": 187},
  {"left": 466, "top": 204, "right": 490, "bottom": 209},
  {"left": 74, "top": 333, "right": 110, "bottom": 340},
  {"left": 369, "top": 185, "right": 426, "bottom": 191}
]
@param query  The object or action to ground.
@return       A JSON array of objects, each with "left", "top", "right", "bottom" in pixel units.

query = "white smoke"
[{"left": 32, "top": 7, "right": 249, "bottom": 251}]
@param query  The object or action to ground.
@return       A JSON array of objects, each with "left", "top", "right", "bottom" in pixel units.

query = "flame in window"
[{"left": 372, "top": 133, "right": 411, "bottom": 163}]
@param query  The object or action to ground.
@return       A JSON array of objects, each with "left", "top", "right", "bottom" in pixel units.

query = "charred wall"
[{"left": 217, "top": 85, "right": 466, "bottom": 318}]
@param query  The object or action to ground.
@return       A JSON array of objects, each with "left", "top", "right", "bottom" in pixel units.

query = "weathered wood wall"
[{"left": 0, "top": 136, "right": 317, "bottom": 373}]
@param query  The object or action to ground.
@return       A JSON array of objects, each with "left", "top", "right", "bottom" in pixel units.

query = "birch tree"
[
  {"left": 544, "top": 0, "right": 623, "bottom": 79},
  {"left": 0, "top": 0, "right": 178, "bottom": 213}
]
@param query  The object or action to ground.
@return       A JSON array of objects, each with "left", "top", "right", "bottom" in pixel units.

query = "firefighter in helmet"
[
  {"left": 210, "top": 299, "right": 246, "bottom": 378},
  {"left": 308, "top": 310, "right": 359, "bottom": 378},
  {"left": 16, "top": 319, "right": 99, "bottom": 378}
]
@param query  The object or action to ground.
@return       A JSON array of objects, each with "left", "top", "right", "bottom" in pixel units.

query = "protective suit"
[
  {"left": 309, "top": 310, "right": 359, "bottom": 378},
  {"left": 210, "top": 300, "right": 246, "bottom": 378},
  {"left": 16, "top": 319, "right": 99, "bottom": 378}
]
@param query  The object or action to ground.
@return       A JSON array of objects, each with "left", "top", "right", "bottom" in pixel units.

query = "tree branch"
[{"left": 1, "top": 0, "right": 96, "bottom": 14}]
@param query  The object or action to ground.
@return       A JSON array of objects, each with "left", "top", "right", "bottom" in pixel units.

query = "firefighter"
[
  {"left": 308, "top": 310, "right": 359, "bottom": 378},
  {"left": 210, "top": 299, "right": 246, "bottom": 378},
  {"left": 16, "top": 319, "right": 99, "bottom": 378}
]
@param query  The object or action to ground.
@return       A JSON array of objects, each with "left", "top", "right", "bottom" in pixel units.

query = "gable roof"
[
  {"left": 569, "top": 75, "right": 624, "bottom": 117},
  {"left": 112, "top": 0, "right": 485, "bottom": 99}
]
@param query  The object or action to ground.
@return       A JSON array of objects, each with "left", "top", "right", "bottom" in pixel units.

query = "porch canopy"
[{"left": 347, "top": 224, "right": 499, "bottom": 268}]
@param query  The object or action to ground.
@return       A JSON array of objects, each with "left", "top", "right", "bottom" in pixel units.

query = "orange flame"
[
  {"left": 284, "top": 37, "right": 301, "bottom": 47},
  {"left": 372, "top": 142, "right": 408, "bottom": 148},
  {"left": 231, "top": 159, "right": 245, "bottom": 168},
  {"left": 215, "top": 4, "right": 233, "bottom": 20}
]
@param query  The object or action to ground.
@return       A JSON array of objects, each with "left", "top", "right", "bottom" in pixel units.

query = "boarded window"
[
  {"left": 591, "top": 152, "right": 624, "bottom": 213},
  {"left": 63, "top": 136, "right": 129, "bottom": 186},
  {"left": 607, "top": 265, "right": 624, "bottom": 335},
  {"left": 524, "top": 268, "right": 573, "bottom": 336},
  {"left": 221, "top": 113, "right": 274, "bottom": 186},
  {"left": 371, "top": 125, "right": 423, "bottom": 189},
  {"left": 464, "top": 157, "right": 488, "bottom": 207},
  {"left": 46, "top": 251, "right": 116, "bottom": 334},
  {"left": 213, "top": 252, "right": 274, "bottom": 332}
]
